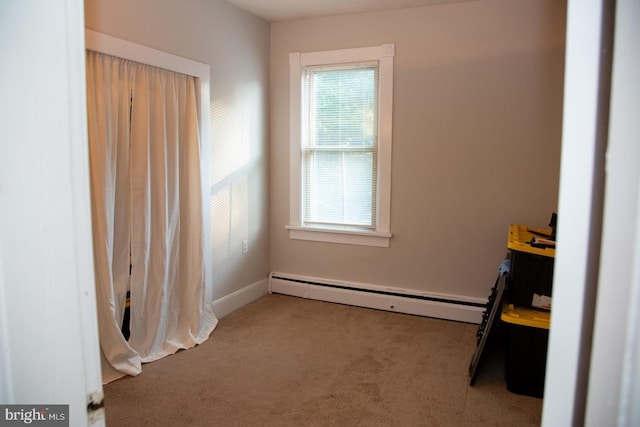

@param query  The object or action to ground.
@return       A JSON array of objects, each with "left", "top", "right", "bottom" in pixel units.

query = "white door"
[{"left": 0, "top": 1, "right": 104, "bottom": 426}]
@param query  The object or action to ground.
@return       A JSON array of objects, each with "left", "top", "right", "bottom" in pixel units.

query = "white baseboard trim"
[
  {"left": 212, "top": 278, "right": 269, "bottom": 319},
  {"left": 268, "top": 272, "right": 486, "bottom": 324}
]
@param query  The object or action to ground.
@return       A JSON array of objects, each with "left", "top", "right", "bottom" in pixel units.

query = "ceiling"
[{"left": 225, "top": 0, "right": 478, "bottom": 22}]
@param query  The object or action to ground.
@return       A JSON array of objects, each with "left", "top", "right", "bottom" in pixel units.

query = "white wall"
[
  {"left": 0, "top": 1, "right": 103, "bottom": 425},
  {"left": 270, "top": 0, "right": 566, "bottom": 300},
  {"left": 84, "top": 0, "right": 271, "bottom": 301}
]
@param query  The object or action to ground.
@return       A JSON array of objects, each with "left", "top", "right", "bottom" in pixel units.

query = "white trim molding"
[
  {"left": 285, "top": 225, "right": 392, "bottom": 247},
  {"left": 212, "top": 278, "right": 269, "bottom": 319}
]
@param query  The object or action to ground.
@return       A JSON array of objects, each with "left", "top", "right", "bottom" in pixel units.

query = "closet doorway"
[{"left": 85, "top": 31, "right": 216, "bottom": 383}]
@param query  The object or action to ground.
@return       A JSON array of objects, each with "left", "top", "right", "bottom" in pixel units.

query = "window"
[{"left": 287, "top": 44, "right": 394, "bottom": 247}]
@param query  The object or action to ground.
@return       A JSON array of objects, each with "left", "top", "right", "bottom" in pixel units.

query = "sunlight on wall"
[
  {"left": 209, "top": 176, "right": 249, "bottom": 260},
  {"left": 210, "top": 185, "right": 231, "bottom": 256},
  {"left": 208, "top": 83, "right": 261, "bottom": 269},
  {"left": 209, "top": 94, "right": 250, "bottom": 187}
]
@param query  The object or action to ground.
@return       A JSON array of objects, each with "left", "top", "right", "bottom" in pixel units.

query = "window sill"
[{"left": 285, "top": 225, "right": 391, "bottom": 247}]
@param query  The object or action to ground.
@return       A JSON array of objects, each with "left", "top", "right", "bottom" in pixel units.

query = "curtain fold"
[{"left": 86, "top": 51, "right": 217, "bottom": 383}]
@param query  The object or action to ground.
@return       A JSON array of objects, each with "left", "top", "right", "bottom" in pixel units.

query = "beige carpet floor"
[{"left": 103, "top": 294, "right": 543, "bottom": 426}]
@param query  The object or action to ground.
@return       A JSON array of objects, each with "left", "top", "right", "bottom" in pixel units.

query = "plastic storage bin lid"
[
  {"left": 508, "top": 224, "right": 556, "bottom": 258},
  {"left": 501, "top": 303, "right": 550, "bottom": 330}
]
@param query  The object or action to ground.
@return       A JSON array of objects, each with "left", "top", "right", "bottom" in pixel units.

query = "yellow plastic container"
[
  {"left": 507, "top": 224, "right": 555, "bottom": 258},
  {"left": 501, "top": 303, "right": 550, "bottom": 330},
  {"left": 501, "top": 302, "right": 550, "bottom": 398},
  {"left": 507, "top": 224, "right": 555, "bottom": 309}
]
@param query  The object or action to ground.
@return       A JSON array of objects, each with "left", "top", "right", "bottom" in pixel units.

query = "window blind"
[{"left": 303, "top": 65, "right": 379, "bottom": 228}]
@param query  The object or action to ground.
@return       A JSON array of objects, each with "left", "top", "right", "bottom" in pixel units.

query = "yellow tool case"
[
  {"left": 500, "top": 302, "right": 550, "bottom": 398},
  {"left": 507, "top": 224, "right": 555, "bottom": 310}
]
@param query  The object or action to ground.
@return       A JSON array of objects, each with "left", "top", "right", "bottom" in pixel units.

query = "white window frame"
[{"left": 287, "top": 44, "right": 394, "bottom": 248}]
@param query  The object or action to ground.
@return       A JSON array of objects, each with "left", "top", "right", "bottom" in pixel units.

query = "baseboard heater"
[{"left": 268, "top": 272, "right": 485, "bottom": 324}]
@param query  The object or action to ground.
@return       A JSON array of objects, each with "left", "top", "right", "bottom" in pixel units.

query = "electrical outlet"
[{"left": 242, "top": 240, "right": 248, "bottom": 254}]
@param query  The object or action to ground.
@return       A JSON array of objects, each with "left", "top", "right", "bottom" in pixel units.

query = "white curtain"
[{"left": 86, "top": 51, "right": 217, "bottom": 383}]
